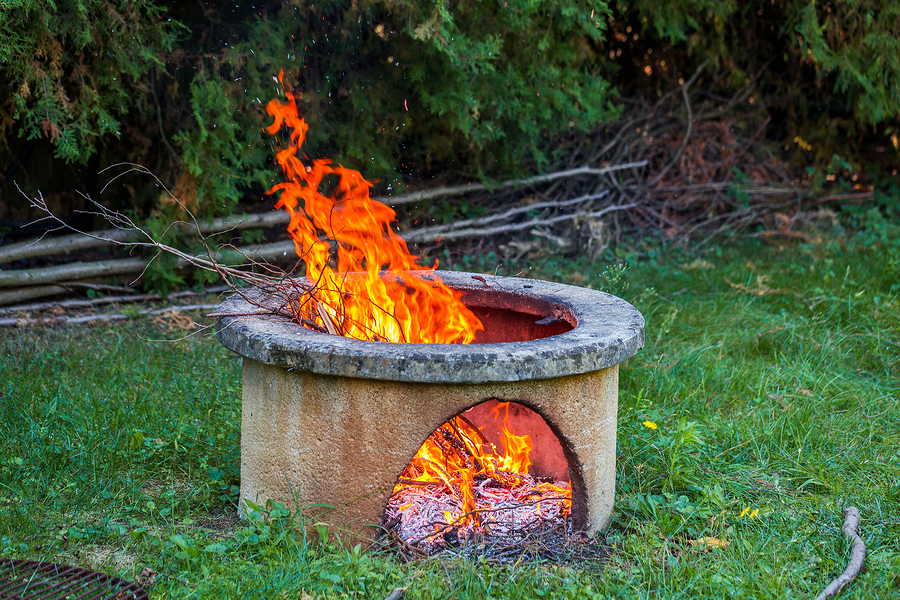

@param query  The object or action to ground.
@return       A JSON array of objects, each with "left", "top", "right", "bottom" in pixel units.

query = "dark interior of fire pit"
[{"left": 461, "top": 288, "right": 575, "bottom": 344}]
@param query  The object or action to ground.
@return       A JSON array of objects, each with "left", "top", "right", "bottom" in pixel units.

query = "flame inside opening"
[
  {"left": 265, "top": 70, "right": 483, "bottom": 344},
  {"left": 387, "top": 402, "right": 572, "bottom": 552}
]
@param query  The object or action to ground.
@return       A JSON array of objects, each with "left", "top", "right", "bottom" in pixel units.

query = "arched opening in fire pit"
[{"left": 384, "top": 398, "right": 578, "bottom": 554}]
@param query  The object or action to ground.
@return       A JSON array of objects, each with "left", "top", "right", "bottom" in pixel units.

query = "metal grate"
[{"left": 0, "top": 558, "right": 148, "bottom": 600}]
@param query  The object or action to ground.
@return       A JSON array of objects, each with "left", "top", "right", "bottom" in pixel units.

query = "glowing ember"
[
  {"left": 386, "top": 402, "right": 572, "bottom": 553},
  {"left": 264, "top": 70, "right": 483, "bottom": 344}
]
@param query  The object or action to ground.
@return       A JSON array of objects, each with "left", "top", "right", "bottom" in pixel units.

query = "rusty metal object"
[{"left": 0, "top": 559, "right": 147, "bottom": 600}]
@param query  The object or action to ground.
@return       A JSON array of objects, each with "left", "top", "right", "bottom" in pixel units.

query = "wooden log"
[
  {"left": 0, "top": 239, "right": 299, "bottom": 292},
  {"left": 815, "top": 507, "right": 866, "bottom": 600},
  {"left": 0, "top": 285, "right": 228, "bottom": 313},
  {"left": 196, "top": 210, "right": 290, "bottom": 235},
  {"left": 0, "top": 292, "right": 160, "bottom": 314},
  {"left": 0, "top": 258, "right": 147, "bottom": 288},
  {"left": 0, "top": 281, "right": 138, "bottom": 306},
  {"left": 208, "top": 240, "right": 297, "bottom": 266},
  {"left": 0, "top": 285, "right": 72, "bottom": 306},
  {"left": 404, "top": 191, "right": 609, "bottom": 243},
  {"left": 406, "top": 204, "right": 637, "bottom": 243},
  {"left": 0, "top": 228, "right": 140, "bottom": 265},
  {"left": 376, "top": 162, "right": 648, "bottom": 206},
  {"left": 0, "top": 210, "right": 291, "bottom": 265}
]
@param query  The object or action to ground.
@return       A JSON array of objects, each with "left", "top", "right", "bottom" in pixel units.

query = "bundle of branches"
[
  {"left": 394, "top": 62, "right": 810, "bottom": 263},
  {"left": 16, "top": 176, "right": 393, "bottom": 340}
]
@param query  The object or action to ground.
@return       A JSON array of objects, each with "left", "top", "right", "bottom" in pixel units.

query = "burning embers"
[
  {"left": 264, "top": 71, "right": 483, "bottom": 344},
  {"left": 385, "top": 400, "right": 572, "bottom": 554}
]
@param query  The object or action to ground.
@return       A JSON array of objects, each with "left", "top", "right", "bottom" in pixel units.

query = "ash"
[{"left": 384, "top": 476, "right": 571, "bottom": 556}]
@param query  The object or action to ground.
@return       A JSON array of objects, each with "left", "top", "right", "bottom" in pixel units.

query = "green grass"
[{"left": 1, "top": 226, "right": 899, "bottom": 598}]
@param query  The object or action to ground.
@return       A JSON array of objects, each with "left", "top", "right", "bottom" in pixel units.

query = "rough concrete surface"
[
  {"left": 240, "top": 359, "right": 618, "bottom": 544},
  {"left": 215, "top": 270, "right": 645, "bottom": 384},
  {"left": 216, "top": 271, "right": 644, "bottom": 545}
]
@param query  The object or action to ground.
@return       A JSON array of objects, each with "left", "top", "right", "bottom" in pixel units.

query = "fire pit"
[{"left": 214, "top": 270, "right": 644, "bottom": 544}]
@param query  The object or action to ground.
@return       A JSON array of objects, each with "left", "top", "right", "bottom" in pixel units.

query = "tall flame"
[{"left": 264, "top": 71, "right": 483, "bottom": 344}]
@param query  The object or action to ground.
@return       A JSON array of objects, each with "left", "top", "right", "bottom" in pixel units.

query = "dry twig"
[
  {"left": 815, "top": 507, "right": 866, "bottom": 600},
  {"left": 20, "top": 180, "right": 340, "bottom": 334}
]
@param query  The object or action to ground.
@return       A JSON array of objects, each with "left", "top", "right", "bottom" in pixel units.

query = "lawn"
[{"left": 1, "top": 223, "right": 898, "bottom": 598}]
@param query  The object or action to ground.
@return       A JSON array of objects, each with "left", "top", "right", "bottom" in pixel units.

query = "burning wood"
[{"left": 384, "top": 403, "right": 571, "bottom": 555}]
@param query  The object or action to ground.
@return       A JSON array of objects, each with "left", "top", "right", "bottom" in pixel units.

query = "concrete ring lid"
[{"left": 214, "top": 270, "right": 645, "bottom": 384}]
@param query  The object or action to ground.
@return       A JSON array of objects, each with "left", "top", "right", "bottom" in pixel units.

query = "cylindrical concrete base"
[{"left": 240, "top": 359, "right": 619, "bottom": 543}]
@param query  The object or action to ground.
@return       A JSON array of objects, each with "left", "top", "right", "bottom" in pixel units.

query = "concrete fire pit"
[{"left": 214, "top": 271, "right": 644, "bottom": 543}]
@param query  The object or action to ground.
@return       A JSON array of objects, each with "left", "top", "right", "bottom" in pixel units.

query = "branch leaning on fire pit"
[{"left": 22, "top": 179, "right": 392, "bottom": 337}]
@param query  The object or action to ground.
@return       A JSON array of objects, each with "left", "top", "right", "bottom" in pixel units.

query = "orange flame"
[
  {"left": 264, "top": 70, "right": 483, "bottom": 344},
  {"left": 394, "top": 402, "right": 571, "bottom": 531}
]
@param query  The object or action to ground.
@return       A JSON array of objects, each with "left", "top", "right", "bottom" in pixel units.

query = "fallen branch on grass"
[
  {"left": 814, "top": 506, "right": 865, "bottom": 600},
  {"left": 382, "top": 587, "right": 407, "bottom": 600}
]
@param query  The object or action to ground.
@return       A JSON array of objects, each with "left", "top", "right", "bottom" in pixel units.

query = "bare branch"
[
  {"left": 405, "top": 191, "right": 609, "bottom": 242},
  {"left": 815, "top": 507, "right": 866, "bottom": 600},
  {"left": 408, "top": 203, "right": 637, "bottom": 243},
  {"left": 377, "top": 162, "right": 647, "bottom": 206}
]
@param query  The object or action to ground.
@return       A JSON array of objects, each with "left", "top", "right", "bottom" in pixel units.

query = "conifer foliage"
[
  {"left": 1, "top": 0, "right": 898, "bottom": 219},
  {"left": 0, "top": 0, "right": 182, "bottom": 163}
]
